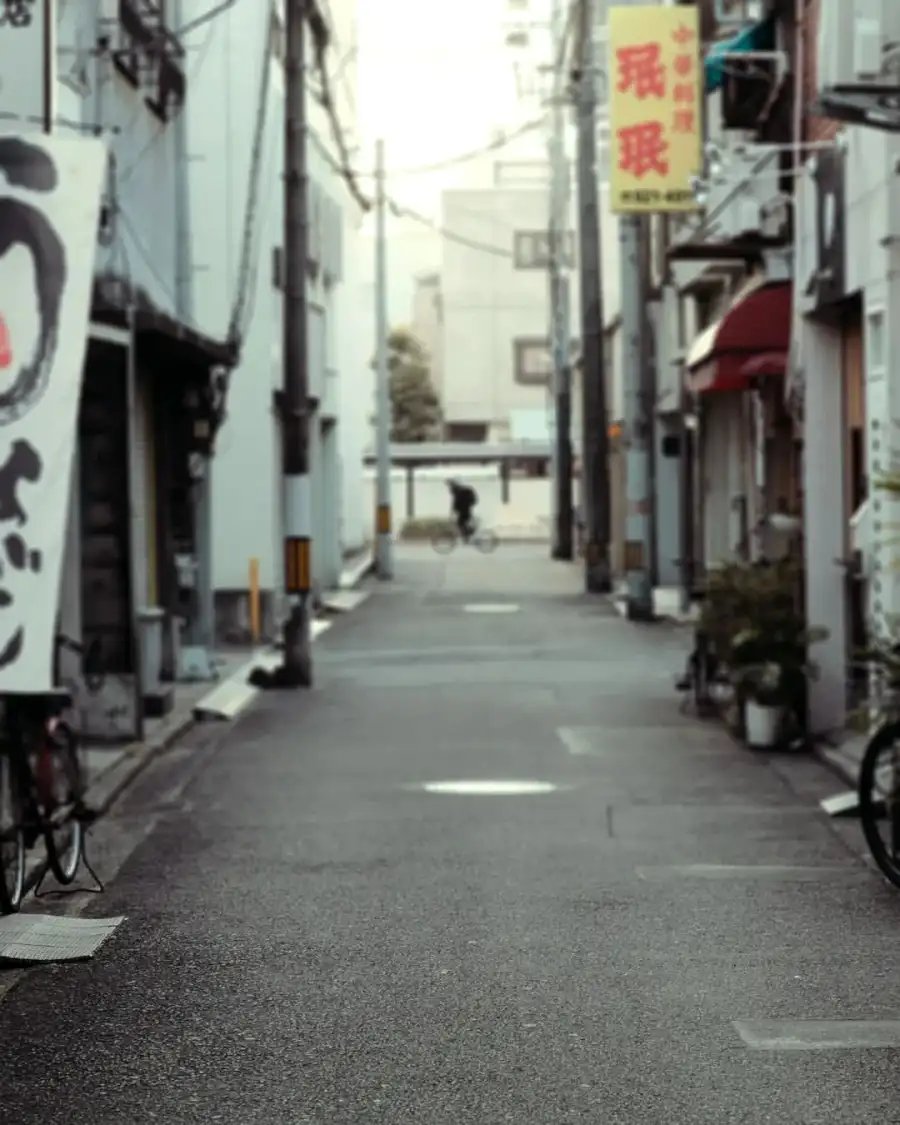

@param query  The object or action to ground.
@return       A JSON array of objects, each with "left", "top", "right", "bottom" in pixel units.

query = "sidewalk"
[
  {"left": 81, "top": 547, "right": 375, "bottom": 814},
  {"left": 816, "top": 731, "right": 866, "bottom": 789}
]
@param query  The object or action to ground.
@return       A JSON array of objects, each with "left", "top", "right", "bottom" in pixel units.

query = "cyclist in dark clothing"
[{"left": 446, "top": 479, "right": 478, "bottom": 541}]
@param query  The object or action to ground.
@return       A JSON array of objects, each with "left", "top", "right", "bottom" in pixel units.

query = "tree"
[{"left": 383, "top": 327, "right": 442, "bottom": 442}]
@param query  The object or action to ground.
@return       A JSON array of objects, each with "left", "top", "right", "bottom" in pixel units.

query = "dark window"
[
  {"left": 513, "top": 230, "right": 576, "bottom": 269},
  {"left": 445, "top": 423, "right": 488, "bottom": 442}
]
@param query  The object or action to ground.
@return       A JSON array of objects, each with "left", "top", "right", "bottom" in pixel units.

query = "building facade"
[
  {"left": 184, "top": 0, "right": 366, "bottom": 641},
  {"left": 2, "top": 0, "right": 239, "bottom": 740},
  {"left": 410, "top": 271, "right": 444, "bottom": 416},
  {"left": 655, "top": 0, "right": 900, "bottom": 736}
]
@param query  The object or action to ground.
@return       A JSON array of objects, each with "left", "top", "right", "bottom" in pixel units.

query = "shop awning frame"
[
  {"left": 704, "top": 17, "right": 775, "bottom": 95},
  {"left": 686, "top": 275, "right": 791, "bottom": 394}
]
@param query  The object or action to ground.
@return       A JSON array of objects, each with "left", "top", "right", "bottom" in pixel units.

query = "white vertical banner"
[
  {"left": 0, "top": 1, "right": 55, "bottom": 132},
  {"left": 0, "top": 132, "right": 105, "bottom": 690}
]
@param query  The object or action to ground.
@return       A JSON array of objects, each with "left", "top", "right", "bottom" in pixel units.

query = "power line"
[
  {"left": 118, "top": 207, "right": 181, "bottom": 307},
  {"left": 355, "top": 118, "right": 547, "bottom": 178},
  {"left": 309, "top": 27, "right": 371, "bottom": 211},
  {"left": 227, "top": 0, "right": 276, "bottom": 345},
  {"left": 118, "top": 12, "right": 222, "bottom": 185},
  {"left": 390, "top": 201, "right": 513, "bottom": 259}
]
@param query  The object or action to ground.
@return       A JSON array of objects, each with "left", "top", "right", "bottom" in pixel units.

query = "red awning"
[{"left": 685, "top": 279, "right": 791, "bottom": 394}]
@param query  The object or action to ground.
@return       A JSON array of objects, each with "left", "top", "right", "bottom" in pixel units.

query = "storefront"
[{"left": 684, "top": 273, "right": 793, "bottom": 571}]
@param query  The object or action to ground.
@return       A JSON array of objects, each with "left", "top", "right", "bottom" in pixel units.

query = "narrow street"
[{"left": 0, "top": 546, "right": 899, "bottom": 1124}]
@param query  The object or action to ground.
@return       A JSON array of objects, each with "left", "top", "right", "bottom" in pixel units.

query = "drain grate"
[{"left": 0, "top": 912, "right": 125, "bottom": 962}]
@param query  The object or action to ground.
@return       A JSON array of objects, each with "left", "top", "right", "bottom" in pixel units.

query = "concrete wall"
[
  {"left": 797, "top": 122, "right": 900, "bottom": 735},
  {"left": 180, "top": 0, "right": 366, "bottom": 608},
  {"left": 410, "top": 274, "right": 444, "bottom": 404}
]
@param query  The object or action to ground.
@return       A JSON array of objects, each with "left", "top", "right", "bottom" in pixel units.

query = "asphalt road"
[{"left": 1, "top": 546, "right": 899, "bottom": 1124}]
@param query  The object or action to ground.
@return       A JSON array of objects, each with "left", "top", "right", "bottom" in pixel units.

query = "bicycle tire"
[
  {"left": 0, "top": 753, "right": 24, "bottom": 913},
  {"left": 473, "top": 528, "right": 498, "bottom": 554},
  {"left": 858, "top": 720, "right": 900, "bottom": 891},
  {"left": 42, "top": 722, "right": 84, "bottom": 885},
  {"left": 431, "top": 529, "right": 457, "bottom": 555}
]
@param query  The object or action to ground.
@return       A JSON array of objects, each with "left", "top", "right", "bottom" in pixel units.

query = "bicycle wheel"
[
  {"left": 858, "top": 721, "right": 900, "bottom": 891},
  {"left": 431, "top": 529, "right": 458, "bottom": 555},
  {"left": 0, "top": 752, "right": 25, "bottom": 913},
  {"left": 40, "top": 721, "right": 84, "bottom": 885},
  {"left": 473, "top": 527, "right": 498, "bottom": 554}
]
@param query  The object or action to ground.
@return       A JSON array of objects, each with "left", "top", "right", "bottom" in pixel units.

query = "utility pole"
[
  {"left": 620, "top": 213, "right": 654, "bottom": 619},
  {"left": 548, "top": 0, "right": 573, "bottom": 561},
  {"left": 574, "top": 0, "right": 611, "bottom": 592},
  {"left": 279, "top": 0, "right": 315, "bottom": 686},
  {"left": 373, "top": 138, "right": 393, "bottom": 579}
]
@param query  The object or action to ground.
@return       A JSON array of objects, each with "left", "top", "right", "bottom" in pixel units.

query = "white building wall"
[
  {"left": 797, "top": 124, "right": 900, "bottom": 735},
  {"left": 183, "top": 0, "right": 365, "bottom": 606},
  {"left": 440, "top": 181, "right": 619, "bottom": 434}
]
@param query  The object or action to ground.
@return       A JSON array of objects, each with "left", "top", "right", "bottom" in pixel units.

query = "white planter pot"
[{"left": 744, "top": 699, "right": 782, "bottom": 748}]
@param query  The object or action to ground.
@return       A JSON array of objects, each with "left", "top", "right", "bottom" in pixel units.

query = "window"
[
  {"left": 513, "top": 338, "right": 554, "bottom": 385},
  {"left": 866, "top": 308, "right": 885, "bottom": 377},
  {"left": 513, "top": 230, "right": 576, "bottom": 269}
]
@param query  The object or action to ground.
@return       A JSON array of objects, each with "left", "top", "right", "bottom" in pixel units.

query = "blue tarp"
[{"left": 704, "top": 18, "right": 775, "bottom": 95}]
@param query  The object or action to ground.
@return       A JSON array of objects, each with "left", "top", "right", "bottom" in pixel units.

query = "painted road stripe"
[
  {"left": 636, "top": 865, "right": 866, "bottom": 882},
  {"left": 734, "top": 1020, "right": 900, "bottom": 1050},
  {"left": 463, "top": 603, "right": 521, "bottom": 614}
]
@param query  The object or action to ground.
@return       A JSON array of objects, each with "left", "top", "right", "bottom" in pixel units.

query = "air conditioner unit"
[
  {"left": 703, "top": 145, "right": 780, "bottom": 242},
  {"left": 817, "top": 0, "right": 898, "bottom": 92}
]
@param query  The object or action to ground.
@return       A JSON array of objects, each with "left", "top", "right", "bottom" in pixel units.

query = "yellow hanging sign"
[{"left": 607, "top": 4, "right": 704, "bottom": 214}]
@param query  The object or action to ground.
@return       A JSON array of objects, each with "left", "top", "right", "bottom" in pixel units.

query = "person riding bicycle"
[{"left": 446, "top": 478, "right": 478, "bottom": 542}]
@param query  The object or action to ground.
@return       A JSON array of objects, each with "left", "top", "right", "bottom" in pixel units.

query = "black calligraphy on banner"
[
  {"left": 0, "top": 136, "right": 67, "bottom": 671},
  {"left": 0, "top": 1, "right": 36, "bottom": 29}
]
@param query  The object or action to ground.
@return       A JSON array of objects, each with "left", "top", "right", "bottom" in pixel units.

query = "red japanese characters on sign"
[{"left": 613, "top": 21, "right": 698, "bottom": 183}]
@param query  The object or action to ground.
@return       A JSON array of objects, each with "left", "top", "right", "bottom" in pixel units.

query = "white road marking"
[
  {"left": 463, "top": 604, "right": 521, "bottom": 614},
  {"left": 420, "top": 780, "right": 558, "bottom": 795},
  {"left": 557, "top": 727, "right": 594, "bottom": 755},
  {"left": 734, "top": 1019, "right": 900, "bottom": 1050}
]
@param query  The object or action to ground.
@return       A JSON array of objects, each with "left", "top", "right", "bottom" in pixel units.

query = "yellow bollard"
[{"left": 249, "top": 557, "right": 260, "bottom": 643}]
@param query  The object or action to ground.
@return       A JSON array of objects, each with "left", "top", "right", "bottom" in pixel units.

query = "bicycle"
[
  {"left": 0, "top": 689, "right": 89, "bottom": 914},
  {"left": 431, "top": 516, "right": 498, "bottom": 555},
  {"left": 855, "top": 640, "right": 900, "bottom": 891}
]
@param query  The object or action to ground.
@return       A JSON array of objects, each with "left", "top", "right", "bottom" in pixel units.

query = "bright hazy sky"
[{"left": 356, "top": 0, "right": 534, "bottom": 212}]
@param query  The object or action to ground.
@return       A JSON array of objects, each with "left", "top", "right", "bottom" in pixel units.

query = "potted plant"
[
  {"left": 729, "top": 619, "right": 827, "bottom": 749},
  {"left": 738, "top": 660, "right": 789, "bottom": 748}
]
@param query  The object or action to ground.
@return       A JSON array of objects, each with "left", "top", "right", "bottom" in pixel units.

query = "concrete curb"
[
  {"left": 339, "top": 549, "right": 375, "bottom": 589},
  {"left": 17, "top": 556, "right": 379, "bottom": 904},
  {"left": 84, "top": 714, "right": 198, "bottom": 821},
  {"left": 19, "top": 713, "right": 197, "bottom": 900},
  {"left": 814, "top": 743, "right": 860, "bottom": 790}
]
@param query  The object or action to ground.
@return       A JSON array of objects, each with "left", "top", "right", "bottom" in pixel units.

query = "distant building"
[{"left": 410, "top": 272, "right": 445, "bottom": 426}]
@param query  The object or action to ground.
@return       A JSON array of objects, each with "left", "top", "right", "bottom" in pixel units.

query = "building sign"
[
  {"left": 0, "top": 0, "right": 51, "bottom": 132},
  {"left": 608, "top": 4, "right": 703, "bottom": 215},
  {"left": 0, "top": 132, "right": 105, "bottom": 690}
]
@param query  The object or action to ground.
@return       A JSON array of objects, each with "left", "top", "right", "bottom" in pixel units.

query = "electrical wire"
[
  {"left": 307, "top": 132, "right": 515, "bottom": 258},
  {"left": 309, "top": 29, "right": 371, "bottom": 211},
  {"left": 226, "top": 0, "right": 276, "bottom": 345},
  {"left": 347, "top": 118, "right": 548, "bottom": 179},
  {"left": 390, "top": 201, "right": 514, "bottom": 259},
  {"left": 118, "top": 207, "right": 181, "bottom": 307},
  {"left": 118, "top": 14, "right": 220, "bottom": 185}
]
